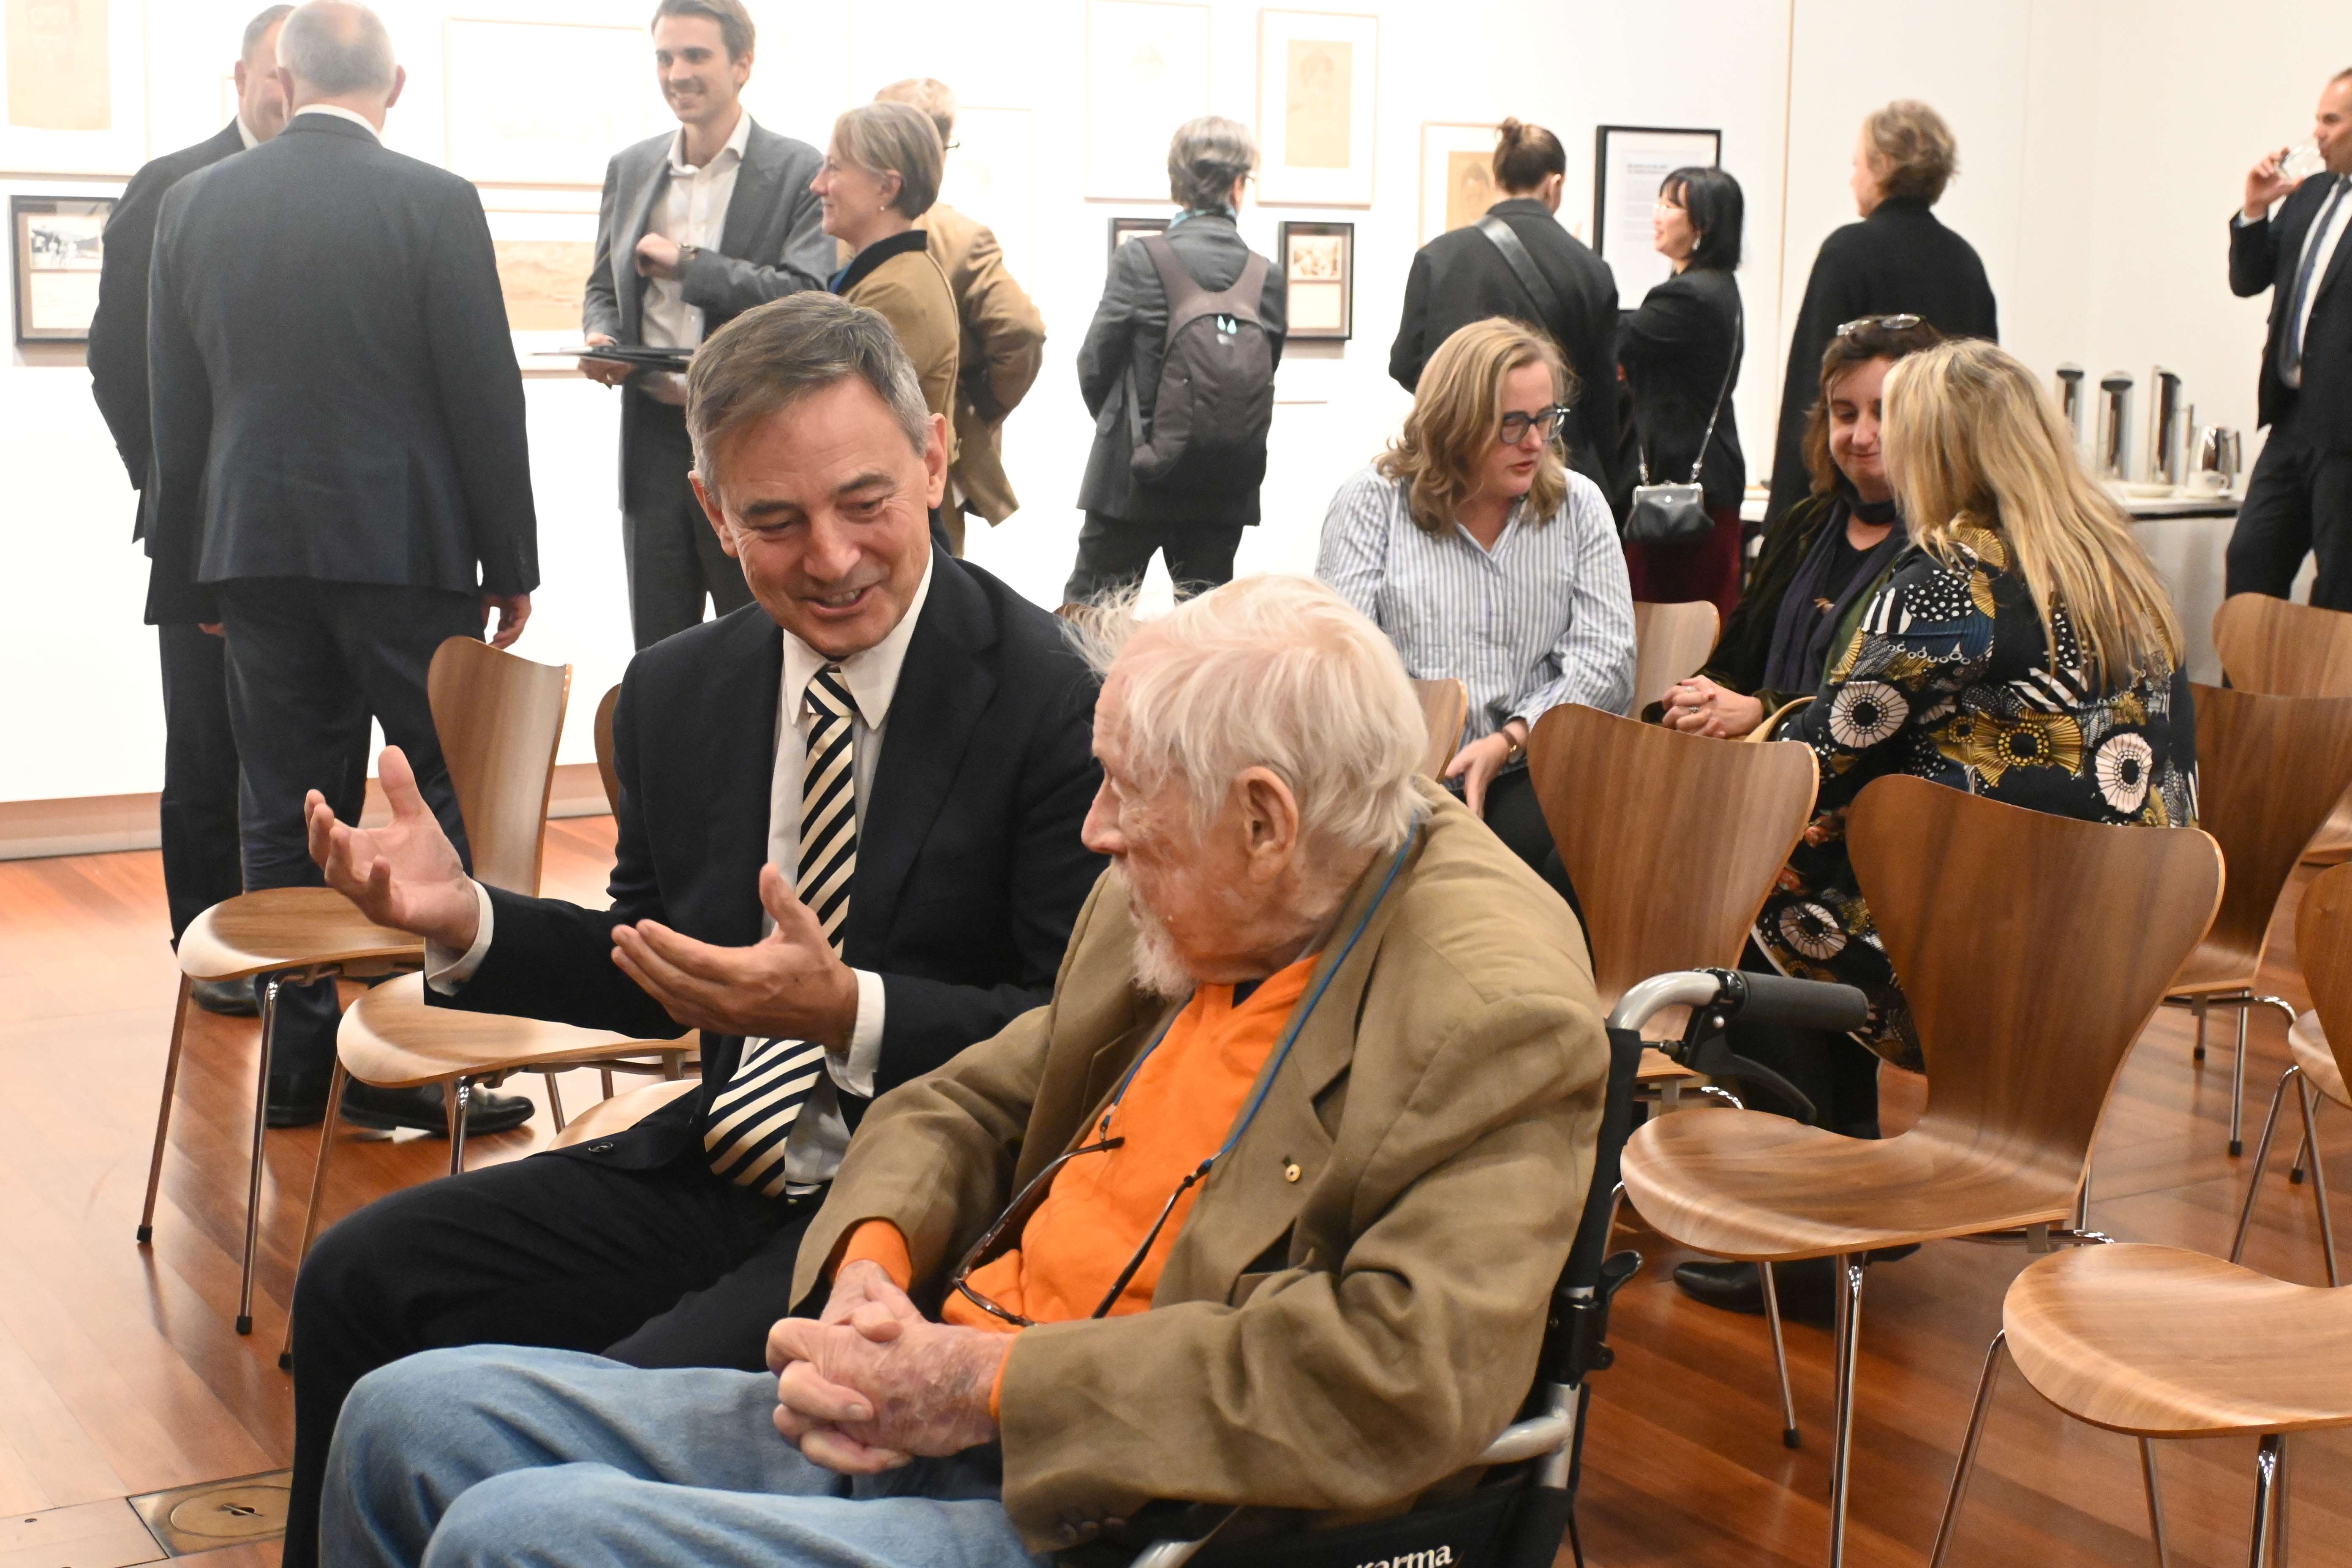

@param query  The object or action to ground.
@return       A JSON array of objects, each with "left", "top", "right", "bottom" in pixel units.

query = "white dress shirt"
[
  {"left": 2287, "top": 174, "right": 2352, "bottom": 389},
  {"left": 640, "top": 109, "right": 752, "bottom": 351},
  {"left": 236, "top": 116, "right": 261, "bottom": 151},
  {"left": 290, "top": 103, "right": 381, "bottom": 142},
  {"left": 428, "top": 558, "right": 935, "bottom": 1191}
]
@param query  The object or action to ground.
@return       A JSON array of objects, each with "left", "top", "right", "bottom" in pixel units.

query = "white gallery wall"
[{"left": 0, "top": 0, "right": 2341, "bottom": 807}]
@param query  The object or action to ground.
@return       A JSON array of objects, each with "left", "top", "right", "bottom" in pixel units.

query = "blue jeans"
[{"left": 322, "top": 1345, "right": 1046, "bottom": 1568}]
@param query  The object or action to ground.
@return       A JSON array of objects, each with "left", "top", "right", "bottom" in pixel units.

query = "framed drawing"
[
  {"left": 939, "top": 105, "right": 1035, "bottom": 278},
  {"left": 483, "top": 206, "right": 596, "bottom": 364},
  {"left": 1084, "top": 0, "right": 1209, "bottom": 201},
  {"left": 1107, "top": 214, "right": 1170, "bottom": 265},
  {"left": 1278, "top": 220, "right": 1350, "bottom": 340},
  {"left": 445, "top": 18, "right": 664, "bottom": 187},
  {"left": 1, "top": 0, "right": 149, "bottom": 176},
  {"left": 1254, "top": 10, "right": 1376, "bottom": 207},
  {"left": 1418, "top": 122, "right": 1497, "bottom": 244},
  {"left": 12, "top": 193, "right": 111, "bottom": 343},
  {"left": 1593, "top": 125, "right": 1720, "bottom": 304}
]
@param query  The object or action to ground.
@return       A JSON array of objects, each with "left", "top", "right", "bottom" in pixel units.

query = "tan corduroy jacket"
[
  {"left": 926, "top": 203, "right": 1044, "bottom": 524},
  {"left": 794, "top": 781, "right": 1609, "bottom": 1556},
  {"left": 841, "top": 243, "right": 961, "bottom": 462}
]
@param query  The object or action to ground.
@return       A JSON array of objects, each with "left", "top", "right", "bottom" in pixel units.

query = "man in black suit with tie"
[
  {"left": 85, "top": 4, "right": 293, "bottom": 1015},
  {"left": 280, "top": 293, "right": 1104, "bottom": 1566},
  {"left": 145, "top": 1, "right": 539, "bottom": 1134},
  {"left": 2228, "top": 68, "right": 2352, "bottom": 609},
  {"left": 580, "top": 0, "right": 832, "bottom": 649}
]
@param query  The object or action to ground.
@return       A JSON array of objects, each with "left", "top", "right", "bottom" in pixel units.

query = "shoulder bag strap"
[
  {"left": 1475, "top": 215, "right": 1569, "bottom": 331},
  {"left": 1684, "top": 294, "right": 1744, "bottom": 485}
]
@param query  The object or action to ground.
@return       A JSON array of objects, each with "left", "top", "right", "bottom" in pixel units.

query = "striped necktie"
[
  {"left": 2282, "top": 175, "right": 2350, "bottom": 383},
  {"left": 703, "top": 664, "right": 859, "bottom": 1195}
]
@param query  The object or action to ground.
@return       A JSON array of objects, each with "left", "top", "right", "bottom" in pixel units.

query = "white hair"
[
  {"left": 279, "top": 1, "right": 395, "bottom": 95},
  {"left": 1067, "top": 576, "right": 1425, "bottom": 856}
]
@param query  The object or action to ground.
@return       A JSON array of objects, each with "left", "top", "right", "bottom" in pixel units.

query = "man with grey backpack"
[{"left": 1070, "top": 117, "right": 1287, "bottom": 602}]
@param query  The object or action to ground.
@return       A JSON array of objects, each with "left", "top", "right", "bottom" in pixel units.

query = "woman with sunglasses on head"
[
  {"left": 1319, "top": 317, "right": 1636, "bottom": 902},
  {"left": 1617, "top": 165, "right": 1748, "bottom": 617},
  {"left": 1657, "top": 314, "right": 1944, "bottom": 738}
]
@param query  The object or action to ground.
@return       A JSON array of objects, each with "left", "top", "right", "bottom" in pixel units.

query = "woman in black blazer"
[{"left": 1617, "top": 166, "right": 1746, "bottom": 616}]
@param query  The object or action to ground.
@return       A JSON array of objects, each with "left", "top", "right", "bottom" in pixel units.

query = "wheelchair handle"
[{"left": 1607, "top": 969, "right": 1867, "bottom": 1037}]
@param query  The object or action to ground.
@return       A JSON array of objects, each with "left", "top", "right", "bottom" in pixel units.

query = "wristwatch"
[
  {"left": 1501, "top": 731, "right": 1527, "bottom": 768},
  {"left": 677, "top": 242, "right": 700, "bottom": 269}
]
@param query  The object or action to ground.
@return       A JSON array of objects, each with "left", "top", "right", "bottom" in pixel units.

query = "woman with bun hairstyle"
[{"left": 1389, "top": 118, "right": 1622, "bottom": 509}]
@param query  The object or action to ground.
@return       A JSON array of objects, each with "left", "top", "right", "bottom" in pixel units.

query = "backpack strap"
[{"left": 1475, "top": 214, "right": 1568, "bottom": 330}]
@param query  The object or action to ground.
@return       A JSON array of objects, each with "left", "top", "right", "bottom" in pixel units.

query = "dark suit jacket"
[
  {"left": 1617, "top": 266, "right": 1745, "bottom": 511},
  {"left": 1764, "top": 196, "right": 1997, "bottom": 530},
  {"left": 1388, "top": 197, "right": 1622, "bottom": 505},
  {"left": 433, "top": 553, "right": 1106, "bottom": 1171},
  {"left": 1075, "top": 212, "right": 1287, "bottom": 528},
  {"left": 2230, "top": 174, "right": 2352, "bottom": 450},
  {"left": 583, "top": 120, "right": 832, "bottom": 507},
  {"left": 146, "top": 114, "right": 536, "bottom": 622}
]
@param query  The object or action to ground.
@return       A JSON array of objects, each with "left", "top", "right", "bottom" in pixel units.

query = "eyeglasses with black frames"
[{"left": 1499, "top": 404, "right": 1573, "bottom": 446}]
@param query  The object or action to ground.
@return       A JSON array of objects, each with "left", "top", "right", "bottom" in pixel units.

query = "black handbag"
[{"left": 1624, "top": 296, "right": 1741, "bottom": 548}]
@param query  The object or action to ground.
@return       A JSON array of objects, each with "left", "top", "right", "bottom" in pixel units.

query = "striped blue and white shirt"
[{"left": 1318, "top": 465, "right": 1636, "bottom": 740}]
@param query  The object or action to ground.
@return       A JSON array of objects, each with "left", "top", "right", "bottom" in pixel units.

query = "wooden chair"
[
  {"left": 1935, "top": 1243, "right": 2352, "bottom": 1568},
  {"left": 1619, "top": 776, "right": 2222, "bottom": 1568},
  {"left": 2232, "top": 861, "right": 2352, "bottom": 1285},
  {"left": 1409, "top": 678, "right": 1468, "bottom": 779},
  {"left": 593, "top": 683, "right": 623, "bottom": 820},
  {"left": 1528, "top": 703, "right": 1820, "bottom": 1445},
  {"left": 2214, "top": 592, "right": 2352, "bottom": 865},
  {"left": 138, "top": 637, "right": 570, "bottom": 1337},
  {"left": 2159, "top": 684, "right": 2352, "bottom": 1154},
  {"left": 1631, "top": 600, "right": 1720, "bottom": 716}
]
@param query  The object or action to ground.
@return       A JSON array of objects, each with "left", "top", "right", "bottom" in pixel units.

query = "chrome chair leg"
[
  {"left": 2249, "top": 1433, "right": 2284, "bottom": 1568},
  {"left": 2296, "top": 1079, "right": 2339, "bottom": 1288},
  {"left": 138, "top": 975, "right": 195, "bottom": 1244},
  {"left": 1761, "top": 1261, "right": 1799, "bottom": 1448},
  {"left": 1929, "top": 1330, "right": 2006, "bottom": 1568},
  {"left": 280, "top": 1062, "right": 351, "bottom": 1370},
  {"left": 2234, "top": 1068, "right": 2301, "bottom": 1264},
  {"left": 541, "top": 1070, "right": 567, "bottom": 1132},
  {"left": 2273, "top": 1433, "right": 2291, "bottom": 1565},
  {"left": 2075, "top": 1149, "right": 2095, "bottom": 1232},
  {"left": 2193, "top": 996, "right": 2208, "bottom": 1063},
  {"left": 237, "top": 977, "right": 282, "bottom": 1337},
  {"left": 2290, "top": 1125, "right": 2310, "bottom": 1184},
  {"left": 1827, "top": 1255, "right": 1868, "bottom": 1568},
  {"left": 444, "top": 1078, "right": 473, "bottom": 1176},
  {"left": 2141, "top": 1438, "right": 2171, "bottom": 1568},
  {"left": 600, "top": 1066, "right": 615, "bottom": 1099},
  {"left": 2233, "top": 1005, "right": 2252, "bottom": 1156}
]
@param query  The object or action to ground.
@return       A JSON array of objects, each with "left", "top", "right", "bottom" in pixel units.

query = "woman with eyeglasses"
[
  {"left": 812, "top": 102, "right": 960, "bottom": 437},
  {"left": 1617, "top": 165, "right": 1748, "bottom": 616},
  {"left": 1319, "top": 317, "right": 1636, "bottom": 898}
]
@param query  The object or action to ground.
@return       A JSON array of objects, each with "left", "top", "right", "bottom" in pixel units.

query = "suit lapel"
[
  {"left": 2313, "top": 178, "right": 2352, "bottom": 308},
  {"left": 699, "top": 607, "right": 784, "bottom": 948},
  {"left": 618, "top": 138, "right": 667, "bottom": 342},
  {"left": 718, "top": 125, "right": 781, "bottom": 261}
]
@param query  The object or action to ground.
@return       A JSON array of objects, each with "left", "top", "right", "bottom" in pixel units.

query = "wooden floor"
[{"left": 1, "top": 819, "right": 2347, "bottom": 1566}]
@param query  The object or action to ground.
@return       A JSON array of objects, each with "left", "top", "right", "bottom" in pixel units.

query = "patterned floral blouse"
[{"left": 1753, "top": 522, "right": 2199, "bottom": 1070}]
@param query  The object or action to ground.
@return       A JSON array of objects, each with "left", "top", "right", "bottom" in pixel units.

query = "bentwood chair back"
[
  {"left": 593, "top": 684, "right": 623, "bottom": 816},
  {"left": 1409, "top": 678, "right": 1468, "bottom": 779},
  {"left": 1527, "top": 704, "right": 1816, "bottom": 1015},
  {"left": 2215, "top": 592, "right": 2352, "bottom": 867},
  {"left": 428, "top": 638, "right": 572, "bottom": 896},
  {"left": 1631, "top": 600, "right": 1720, "bottom": 716}
]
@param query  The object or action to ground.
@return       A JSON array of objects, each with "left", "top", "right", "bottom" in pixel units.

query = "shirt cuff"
[
  {"left": 827, "top": 970, "right": 886, "bottom": 1095},
  {"left": 423, "top": 881, "right": 495, "bottom": 995},
  {"left": 838, "top": 1219, "right": 913, "bottom": 1291}
]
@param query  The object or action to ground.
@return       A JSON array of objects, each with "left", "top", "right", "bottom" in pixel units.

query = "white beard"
[{"left": 1112, "top": 862, "right": 1198, "bottom": 1000}]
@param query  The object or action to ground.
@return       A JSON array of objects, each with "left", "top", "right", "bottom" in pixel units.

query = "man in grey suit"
[{"left": 580, "top": 0, "right": 831, "bottom": 649}]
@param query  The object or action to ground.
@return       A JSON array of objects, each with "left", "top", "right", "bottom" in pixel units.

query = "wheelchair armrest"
[{"left": 1474, "top": 1410, "right": 1575, "bottom": 1465}]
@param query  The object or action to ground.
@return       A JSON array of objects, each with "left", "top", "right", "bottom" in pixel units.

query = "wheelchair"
[{"left": 1118, "top": 967, "right": 1867, "bottom": 1568}]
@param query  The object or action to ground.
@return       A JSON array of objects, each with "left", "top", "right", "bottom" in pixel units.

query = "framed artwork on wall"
[
  {"left": 12, "top": 193, "right": 112, "bottom": 343},
  {"left": 1254, "top": 9, "right": 1376, "bottom": 207},
  {"left": 444, "top": 18, "right": 663, "bottom": 188},
  {"left": 482, "top": 205, "right": 596, "bottom": 367},
  {"left": 1417, "top": 122, "right": 1498, "bottom": 245},
  {"left": 0, "top": 0, "right": 149, "bottom": 177},
  {"left": 1084, "top": 0, "right": 1209, "bottom": 201},
  {"left": 1278, "top": 219, "right": 1350, "bottom": 340},
  {"left": 1593, "top": 124, "right": 1721, "bottom": 305},
  {"left": 1107, "top": 214, "right": 1170, "bottom": 265}
]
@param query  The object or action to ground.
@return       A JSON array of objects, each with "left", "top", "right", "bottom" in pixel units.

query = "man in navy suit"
[
  {"left": 145, "top": 1, "right": 539, "bottom": 1136},
  {"left": 86, "top": 4, "right": 293, "bottom": 1013},
  {"left": 2229, "top": 68, "right": 2352, "bottom": 607},
  {"left": 281, "top": 293, "right": 1104, "bottom": 1567}
]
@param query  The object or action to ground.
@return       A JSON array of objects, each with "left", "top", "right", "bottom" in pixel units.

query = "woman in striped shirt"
[{"left": 1318, "top": 317, "right": 1636, "bottom": 898}]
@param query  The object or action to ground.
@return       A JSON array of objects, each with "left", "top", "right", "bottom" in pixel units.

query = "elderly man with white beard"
[{"left": 320, "top": 574, "right": 1610, "bottom": 1568}]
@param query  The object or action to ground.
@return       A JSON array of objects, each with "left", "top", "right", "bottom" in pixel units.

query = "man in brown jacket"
[{"left": 318, "top": 577, "right": 1606, "bottom": 1568}]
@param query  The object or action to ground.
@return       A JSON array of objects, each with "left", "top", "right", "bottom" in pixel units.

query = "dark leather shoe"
[
  {"left": 265, "top": 1080, "right": 329, "bottom": 1128},
  {"left": 190, "top": 977, "right": 261, "bottom": 1016},
  {"left": 340, "top": 1082, "right": 534, "bottom": 1136}
]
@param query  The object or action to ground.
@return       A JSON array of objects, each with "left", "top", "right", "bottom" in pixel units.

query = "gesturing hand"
[
  {"left": 305, "top": 746, "right": 480, "bottom": 950},
  {"left": 610, "top": 863, "right": 862, "bottom": 1047},
  {"left": 1443, "top": 729, "right": 1520, "bottom": 817},
  {"left": 768, "top": 1308, "right": 1010, "bottom": 1474}
]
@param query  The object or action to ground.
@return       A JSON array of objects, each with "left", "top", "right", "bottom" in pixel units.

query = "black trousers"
[
  {"left": 217, "top": 579, "right": 477, "bottom": 1087},
  {"left": 283, "top": 1144, "right": 819, "bottom": 1568},
  {"left": 624, "top": 399, "right": 755, "bottom": 649},
  {"left": 1480, "top": 765, "right": 1582, "bottom": 920},
  {"left": 2225, "top": 419, "right": 2352, "bottom": 608},
  {"left": 156, "top": 623, "right": 245, "bottom": 943},
  {"left": 1063, "top": 509, "right": 1245, "bottom": 604},
  {"left": 1727, "top": 943, "right": 1883, "bottom": 1139}
]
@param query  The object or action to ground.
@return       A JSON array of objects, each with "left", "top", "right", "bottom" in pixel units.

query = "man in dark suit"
[
  {"left": 282, "top": 293, "right": 1103, "bottom": 1568},
  {"left": 145, "top": 1, "right": 538, "bottom": 1133},
  {"left": 580, "top": 0, "right": 832, "bottom": 649},
  {"left": 85, "top": 4, "right": 293, "bottom": 1015},
  {"left": 2227, "top": 68, "right": 2352, "bottom": 607}
]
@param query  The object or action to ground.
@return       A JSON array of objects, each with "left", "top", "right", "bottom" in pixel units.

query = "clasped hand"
[
  {"left": 1661, "top": 677, "right": 1765, "bottom": 739},
  {"left": 768, "top": 1260, "right": 1010, "bottom": 1473},
  {"left": 610, "top": 863, "right": 861, "bottom": 1048}
]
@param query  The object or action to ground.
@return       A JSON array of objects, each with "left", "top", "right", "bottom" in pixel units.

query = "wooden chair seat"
[
  {"left": 2289, "top": 1011, "right": 2350, "bottom": 1107},
  {"left": 2004, "top": 1244, "right": 2352, "bottom": 1438},
  {"left": 1409, "top": 678, "right": 1469, "bottom": 779},
  {"left": 550, "top": 1078, "right": 702, "bottom": 1149},
  {"left": 176, "top": 886, "right": 424, "bottom": 983},
  {"left": 336, "top": 973, "right": 690, "bottom": 1089}
]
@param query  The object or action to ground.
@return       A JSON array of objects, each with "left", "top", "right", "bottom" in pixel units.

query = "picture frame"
[
  {"left": 444, "top": 18, "right": 664, "bottom": 188},
  {"left": 1277, "top": 219, "right": 1351, "bottom": 340},
  {"left": 1107, "top": 214, "right": 1171, "bottom": 266},
  {"left": 481, "top": 204, "right": 597, "bottom": 368},
  {"left": 0, "top": 0, "right": 149, "bottom": 177},
  {"left": 1254, "top": 9, "right": 1377, "bottom": 207},
  {"left": 1592, "top": 124, "right": 1722, "bottom": 304},
  {"left": 1417, "top": 121, "right": 1498, "bottom": 245},
  {"left": 11, "top": 193, "right": 113, "bottom": 344},
  {"left": 1083, "top": 0, "right": 1210, "bottom": 201}
]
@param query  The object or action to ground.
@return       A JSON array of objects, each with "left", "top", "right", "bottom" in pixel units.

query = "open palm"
[{"left": 305, "top": 745, "right": 479, "bottom": 949}]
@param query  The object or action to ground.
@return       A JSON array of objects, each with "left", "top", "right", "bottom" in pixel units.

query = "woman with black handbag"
[{"left": 1617, "top": 166, "right": 1747, "bottom": 617}]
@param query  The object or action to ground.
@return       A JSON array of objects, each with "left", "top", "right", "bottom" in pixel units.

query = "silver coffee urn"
[
  {"left": 2097, "top": 370, "right": 2134, "bottom": 481},
  {"left": 2055, "top": 365, "right": 2086, "bottom": 455},
  {"left": 2145, "top": 367, "right": 2187, "bottom": 488}
]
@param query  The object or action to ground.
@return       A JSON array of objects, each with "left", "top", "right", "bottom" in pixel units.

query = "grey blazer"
[{"left": 583, "top": 120, "right": 832, "bottom": 504}]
